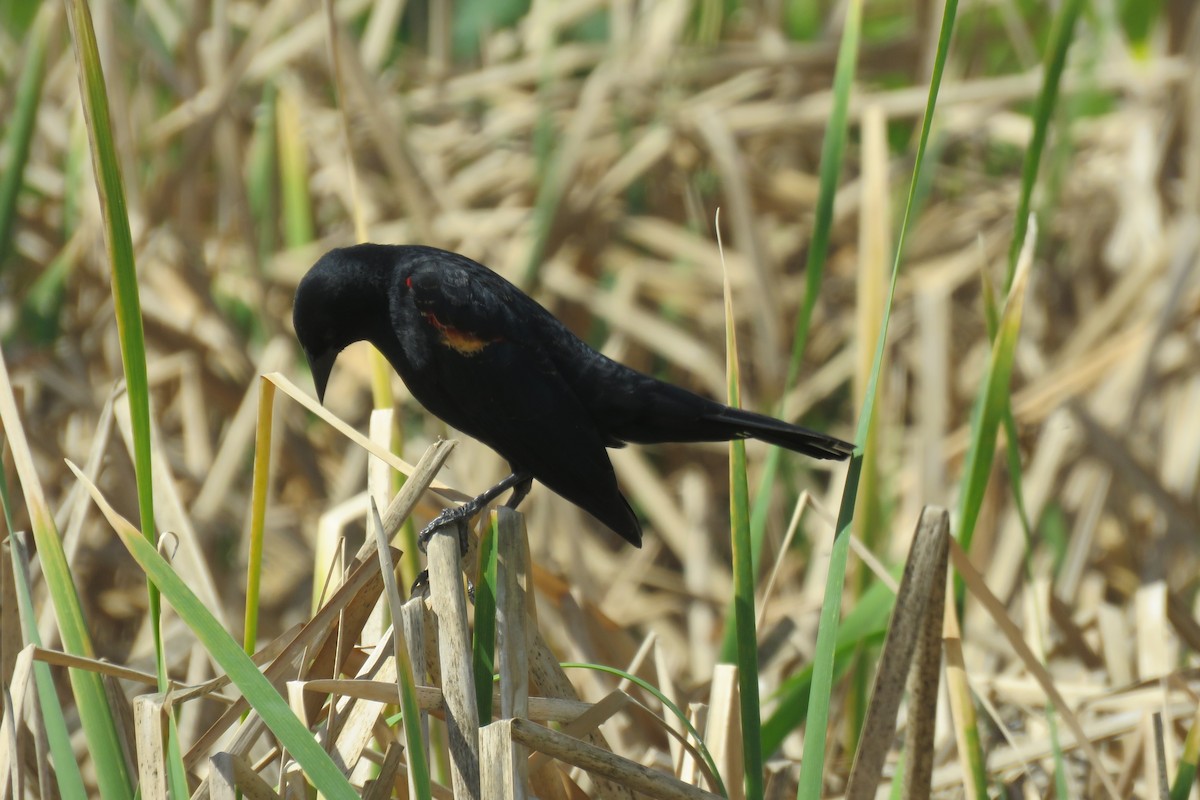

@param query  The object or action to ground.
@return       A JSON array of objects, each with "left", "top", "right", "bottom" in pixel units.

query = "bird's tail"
[
  {"left": 601, "top": 375, "right": 852, "bottom": 459},
  {"left": 705, "top": 406, "right": 854, "bottom": 460}
]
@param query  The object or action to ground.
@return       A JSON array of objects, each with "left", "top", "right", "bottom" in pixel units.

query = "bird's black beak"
[{"left": 306, "top": 349, "right": 337, "bottom": 405}]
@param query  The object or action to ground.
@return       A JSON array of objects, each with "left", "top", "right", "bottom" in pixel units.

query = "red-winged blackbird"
[{"left": 293, "top": 244, "right": 852, "bottom": 547}]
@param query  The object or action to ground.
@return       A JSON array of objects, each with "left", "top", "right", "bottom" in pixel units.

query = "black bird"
[{"left": 293, "top": 244, "right": 852, "bottom": 547}]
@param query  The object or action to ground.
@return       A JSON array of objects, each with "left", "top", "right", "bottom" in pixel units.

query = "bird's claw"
[
  {"left": 410, "top": 569, "right": 430, "bottom": 595},
  {"left": 417, "top": 508, "right": 472, "bottom": 556},
  {"left": 409, "top": 569, "right": 476, "bottom": 604}
]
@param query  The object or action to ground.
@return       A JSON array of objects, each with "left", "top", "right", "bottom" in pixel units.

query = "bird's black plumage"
[{"left": 293, "top": 244, "right": 852, "bottom": 546}]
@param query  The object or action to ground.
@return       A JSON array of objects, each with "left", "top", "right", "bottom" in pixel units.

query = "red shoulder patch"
[{"left": 421, "top": 311, "right": 500, "bottom": 355}]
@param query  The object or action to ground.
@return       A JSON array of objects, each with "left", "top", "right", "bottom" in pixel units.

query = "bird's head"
[{"left": 293, "top": 246, "right": 391, "bottom": 404}]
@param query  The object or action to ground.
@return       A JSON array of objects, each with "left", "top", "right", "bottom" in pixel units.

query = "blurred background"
[{"left": 2, "top": 0, "right": 1199, "bottom": 795}]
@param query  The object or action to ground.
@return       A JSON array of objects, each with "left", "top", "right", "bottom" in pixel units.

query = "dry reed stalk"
[{"left": 3, "top": 2, "right": 1200, "bottom": 796}]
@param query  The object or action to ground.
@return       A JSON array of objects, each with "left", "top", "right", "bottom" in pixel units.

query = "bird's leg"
[
  {"left": 418, "top": 470, "right": 534, "bottom": 554},
  {"left": 504, "top": 474, "right": 534, "bottom": 509}
]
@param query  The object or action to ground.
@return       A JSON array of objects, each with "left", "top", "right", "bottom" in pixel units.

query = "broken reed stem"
[
  {"left": 297, "top": 679, "right": 592, "bottom": 722},
  {"left": 509, "top": 718, "right": 722, "bottom": 800},
  {"left": 494, "top": 507, "right": 531, "bottom": 796},
  {"left": 400, "top": 594, "right": 432, "bottom": 784},
  {"left": 183, "top": 552, "right": 389, "bottom": 770},
  {"left": 904, "top": 509, "right": 951, "bottom": 799},
  {"left": 355, "top": 438, "right": 458, "bottom": 562},
  {"left": 845, "top": 505, "right": 950, "bottom": 799},
  {"left": 428, "top": 506, "right": 631, "bottom": 799},
  {"left": 428, "top": 528, "right": 480, "bottom": 798},
  {"left": 480, "top": 719, "right": 524, "bottom": 800},
  {"left": 495, "top": 508, "right": 530, "bottom": 720}
]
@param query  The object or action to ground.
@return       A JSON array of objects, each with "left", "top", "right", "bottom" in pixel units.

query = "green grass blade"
[
  {"left": 1, "top": 510, "right": 87, "bottom": 798},
  {"left": 1005, "top": 0, "right": 1084, "bottom": 292},
  {"left": 1119, "top": 0, "right": 1162, "bottom": 58},
  {"left": 63, "top": 0, "right": 153, "bottom": 488},
  {"left": 473, "top": 515, "right": 500, "bottom": 726},
  {"left": 561, "top": 663, "right": 727, "bottom": 797},
  {"left": 0, "top": 0, "right": 36, "bottom": 34},
  {"left": 783, "top": 0, "right": 863, "bottom": 390},
  {"left": 277, "top": 83, "right": 314, "bottom": 248},
  {"left": 722, "top": 448, "right": 779, "bottom": 664},
  {"left": 948, "top": 221, "right": 1037, "bottom": 795},
  {"left": 244, "top": 377, "right": 275, "bottom": 655},
  {"left": 845, "top": 106, "right": 894, "bottom": 754},
  {"left": 798, "top": 0, "right": 959, "bottom": 793},
  {"left": 957, "top": 219, "right": 1037, "bottom": 552},
  {"left": 1170, "top": 704, "right": 1200, "bottom": 800},
  {"left": 367, "top": 499, "right": 434, "bottom": 800},
  {"left": 68, "top": 461, "right": 360, "bottom": 800},
  {"left": 63, "top": 0, "right": 159, "bottom": 643},
  {"left": 21, "top": 250, "right": 72, "bottom": 345},
  {"left": 796, "top": 456, "right": 862, "bottom": 797},
  {"left": 728, "top": 437, "right": 761, "bottom": 798},
  {"left": 982, "top": 4, "right": 1083, "bottom": 784},
  {"left": 521, "top": 51, "right": 564, "bottom": 289},
  {"left": 721, "top": 0, "right": 864, "bottom": 666},
  {"left": 1046, "top": 709, "right": 1071, "bottom": 798},
  {"left": 247, "top": 83, "right": 279, "bottom": 260},
  {"left": 0, "top": 3, "right": 50, "bottom": 268},
  {"left": 0, "top": 349, "right": 134, "bottom": 799},
  {"left": 719, "top": 217, "right": 763, "bottom": 799},
  {"left": 62, "top": 0, "right": 184, "bottom": 790},
  {"left": 761, "top": 577, "right": 894, "bottom": 755}
]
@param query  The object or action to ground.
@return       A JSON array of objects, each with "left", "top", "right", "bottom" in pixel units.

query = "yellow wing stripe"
[{"left": 421, "top": 311, "right": 499, "bottom": 355}]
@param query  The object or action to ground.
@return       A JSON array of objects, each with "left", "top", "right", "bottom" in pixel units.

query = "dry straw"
[{"left": 1, "top": 1, "right": 1198, "bottom": 799}]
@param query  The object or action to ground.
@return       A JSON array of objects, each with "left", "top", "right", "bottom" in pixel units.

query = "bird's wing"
[
  {"left": 437, "top": 338, "right": 642, "bottom": 546},
  {"left": 403, "top": 259, "right": 642, "bottom": 545},
  {"left": 404, "top": 251, "right": 541, "bottom": 343}
]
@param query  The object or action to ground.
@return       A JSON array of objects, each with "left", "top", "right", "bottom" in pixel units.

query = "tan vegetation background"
[{"left": 3, "top": 0, "right": 1199, "bottom": 796}]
